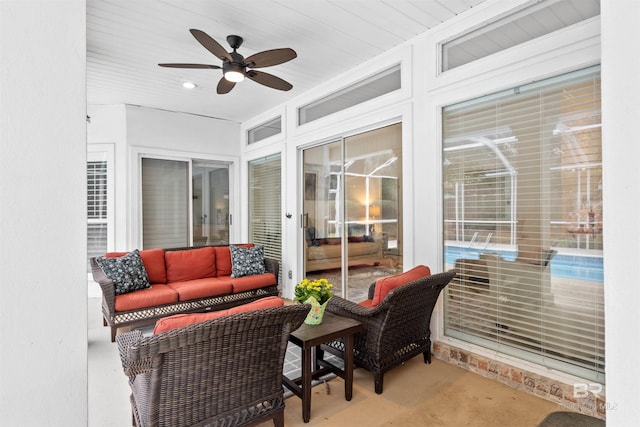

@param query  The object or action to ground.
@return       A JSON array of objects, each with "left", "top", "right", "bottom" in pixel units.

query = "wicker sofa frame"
[
  {"left": 322, "top": 270, "right": 456, "bottom": 394},
  {"left": 116, "top": 304, "right": 309, "bottom": 427},
  {"left": 90, "top": 245, "right": 280, "bottom": 342}
]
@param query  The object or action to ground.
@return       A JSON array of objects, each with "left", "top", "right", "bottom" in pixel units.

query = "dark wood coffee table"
[{"left": 283, "top": 311, "right": 363, "bottom": 423}]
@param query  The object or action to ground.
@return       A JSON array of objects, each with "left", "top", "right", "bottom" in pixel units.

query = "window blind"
[
  {"left": 87, "top": 161, "right": 108, "bottom": 259},
  {"left": 248, "top": 154, "right": 282, "bottom": 281},
  {"left": 141, "top": 158, "right": 189, "bottom": 249},
  {"left": 442, "top": 66, "right": 604, "bottom": 382}
]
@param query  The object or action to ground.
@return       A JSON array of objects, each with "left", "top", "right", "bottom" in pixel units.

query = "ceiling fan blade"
[
  {"left": 158, "top": 63, "right": 221, "bottom": 69},
  {"left": 190, "top": 29, "right": 232, "bottom": 62},
  {"left": 246, "top": 70, "right": 293, "bottom": 91},
  {"left": 217, "top": 77, "right": 236, "bottom": 94},
  {"left": 244, "top": 48, "right": 297, "bottom": 68}
]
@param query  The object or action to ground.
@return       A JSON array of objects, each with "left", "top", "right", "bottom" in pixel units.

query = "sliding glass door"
[
  {"left": 192, "top": 163, "right": 229, "bottom": 246},
  {"left": 303, "top": 124, "right": 402, "bottom": 301},
  {"left": 141, "top": 157, "right": 231, "bottom": 249}
]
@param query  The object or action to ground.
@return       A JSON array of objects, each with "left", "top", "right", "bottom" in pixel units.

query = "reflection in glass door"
[
  {"left": 303, "top": 140, "right": 344, "bottom": 293},
  {"left": 192, "top": 163, "right": 230, "bottom": 246},
  {"left": 303, "top": 124, "right": 402, "bottom": 301}
]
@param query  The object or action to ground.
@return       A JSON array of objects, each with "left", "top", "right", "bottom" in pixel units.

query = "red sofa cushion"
[
  {"left": 105, "top": 248, "right": 166, "bottom": 284},
  {"left": 366, "top": 265, "right": 432, "bottom": 307},
  {"left": 165, "top": 247, "right": 216, "bottom": 283},
  {"left": 114, "top": 284, "right": 178, "bottom": 312},
  {"left": 214, "top": 243, "right": 253, "bottom": 277},
  {"left": 166, "top": 277, "right": 232, "bottom": 301},
  {"left": 153, "top": 296, "right": 284, "bottom": 334}
]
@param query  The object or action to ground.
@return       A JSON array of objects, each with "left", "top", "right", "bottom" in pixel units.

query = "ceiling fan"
[{"left": 159, "top": 29, "right": 296, "bottom": 94}]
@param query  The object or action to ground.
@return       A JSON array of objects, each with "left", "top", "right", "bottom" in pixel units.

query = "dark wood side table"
[{"left": 283, "top": 311, "right": 363, "bottom": 423}]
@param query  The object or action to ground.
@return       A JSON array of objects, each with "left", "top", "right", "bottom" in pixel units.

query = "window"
[
  {"left": 248, "top": 154, "right": 282, "bottom": 281},
  {"left": 247, "top": 116, "right": 281, "bottom": 144},
  {"left": 87, "top": 160, "right": 108, "bottom": 260},
  {"left": 441, "top": 0, "right": 600, "bottom": 71},
  {"left": 141, "top": 158, "right": 189, "bottom": 249},
  {"left": 298, "top": 65, "right": 401, "bottom": 125},
  {"left": 443, "top": 66, "right": 604, "bottom": 382}
]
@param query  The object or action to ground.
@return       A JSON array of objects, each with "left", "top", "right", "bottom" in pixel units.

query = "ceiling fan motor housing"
[{"left": 226, "top": 35, "right": 243, "bottom": 50}]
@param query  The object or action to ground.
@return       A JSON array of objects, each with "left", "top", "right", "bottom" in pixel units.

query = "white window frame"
[
  {"left": 128, "top": 146, "right": 239, "bottom": 250},
  {"left": 87, "top": 144, "right": 115, "bottom": 252},
  {"left": 423, "top": 0, "right": 602, "bottom": 386}
]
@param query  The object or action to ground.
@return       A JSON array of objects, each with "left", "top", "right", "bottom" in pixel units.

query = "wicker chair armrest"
[
  {"left": 90, "top": 257, "right": 116, "bottom": 309},
  {"left": 326, "top": 295, "right": 387, "bottom": 318},
  {"left": 116, "top": 330, "right": 152, "bottom": 377}
]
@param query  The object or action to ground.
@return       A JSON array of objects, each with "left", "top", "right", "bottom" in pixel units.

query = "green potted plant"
[{"left": 294, "top": 278, "right": 334, "bottom": 324}]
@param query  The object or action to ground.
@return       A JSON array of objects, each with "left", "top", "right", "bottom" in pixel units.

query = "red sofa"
[{"left": 90, "top": 244, "right": 279, "bottom": 341}]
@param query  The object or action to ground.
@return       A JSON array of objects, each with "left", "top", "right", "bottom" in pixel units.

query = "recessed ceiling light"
[{"left": 181, "top": 81, "right": 197, "bottom": 89}]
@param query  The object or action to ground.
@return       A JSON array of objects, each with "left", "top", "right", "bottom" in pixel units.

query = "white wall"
[
  {"left": 125, "top": 105, "right": 239, "bottom": 154},
  {"left": 88, "top": 104, "right": 242, "bottom": 251},
  {"left": 87, "top": 105, "right": 127, "bottom": 251},
  {"left": 601, "top": 1, "right": 640, "bottom": 423},
  {"left": 0, "top": 1, "right": 87, "bottom": 425}
]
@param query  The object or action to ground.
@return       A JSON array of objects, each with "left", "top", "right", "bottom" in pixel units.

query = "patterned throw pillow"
[
  {"left": 96, "top": 249, "right": 151, "bottom": 295},
  {"left": 230, "top": 244, "right": 266, "bottom": 278}
]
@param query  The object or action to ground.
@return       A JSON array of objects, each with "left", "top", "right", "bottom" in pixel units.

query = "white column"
[
  {"left": 0, "top": 1, "right": 87, "bottom": 425},
  {"left": 601, "top": 0, "right": 640, "bottom": 423}
]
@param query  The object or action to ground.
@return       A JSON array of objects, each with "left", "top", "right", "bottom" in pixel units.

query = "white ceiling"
[{"left": 87, "top": 0, "right": 485, "bottom": 123}]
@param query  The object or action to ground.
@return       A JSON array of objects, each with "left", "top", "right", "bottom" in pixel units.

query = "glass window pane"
[
  {"left": 141, "top": 158, "right": 189, "bottom": 249},
  {"left": 298, "top": 65, "right": 401, "bottom": 125},
  {"left": 87, "top": 160, "right": 107, "bottom": 261},
  {"left": 441, "top": 0, "right": 600, "bottom": 71},
  {"left": 192, "top": 162, "right": 229, "bottom": 246},
  {"left": 248, "top": 116, "right": 281, "bottom": 144},
  {"left": 303, "top": 124, "right": 403, "bottom": 302},
  {"left": 249, "top": 154, "right": 282, "bottom": 281},
  {"left": 442, "top": 66, "right": 604, "bottom": 382}
]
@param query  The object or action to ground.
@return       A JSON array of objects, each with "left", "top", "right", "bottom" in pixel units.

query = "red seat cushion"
[
  {"left": 105, "top": 248, "right": 166, "bottom": 284},
  {"left": 165, "top": 247, "right": 216, "bottom": 282},
  {"left": 114, "top": 284, "right": 178, "bottom": 312},
  {"left": 166, "top": 277, "right": 232, "bottom": 301},
  {"left": 367, "top": 265, "right": 432, "bottom": 307},
  {"left": 214, "top": 244, "right": 253, "bottom": 277},
  {"left": 153, "top": 296, "right": 284, "bottom": 334},
  {"left": 230, "top": 273, "right": 277, "bottom": 293}
]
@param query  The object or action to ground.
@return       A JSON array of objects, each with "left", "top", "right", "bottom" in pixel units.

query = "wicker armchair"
[
  {"left": 323, "top": 270, "right": 456, "bottom": 394},
  {"left": 116, "top": 304, "right": 309, "bottom": 427}
]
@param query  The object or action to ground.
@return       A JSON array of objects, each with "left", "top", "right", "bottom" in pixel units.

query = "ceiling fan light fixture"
[
  {"left": 223, "top": 62, "right": 245, "bottom": 82},
  {"left": 224, "top": 70, "right": 245, "bottom": 82}
]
